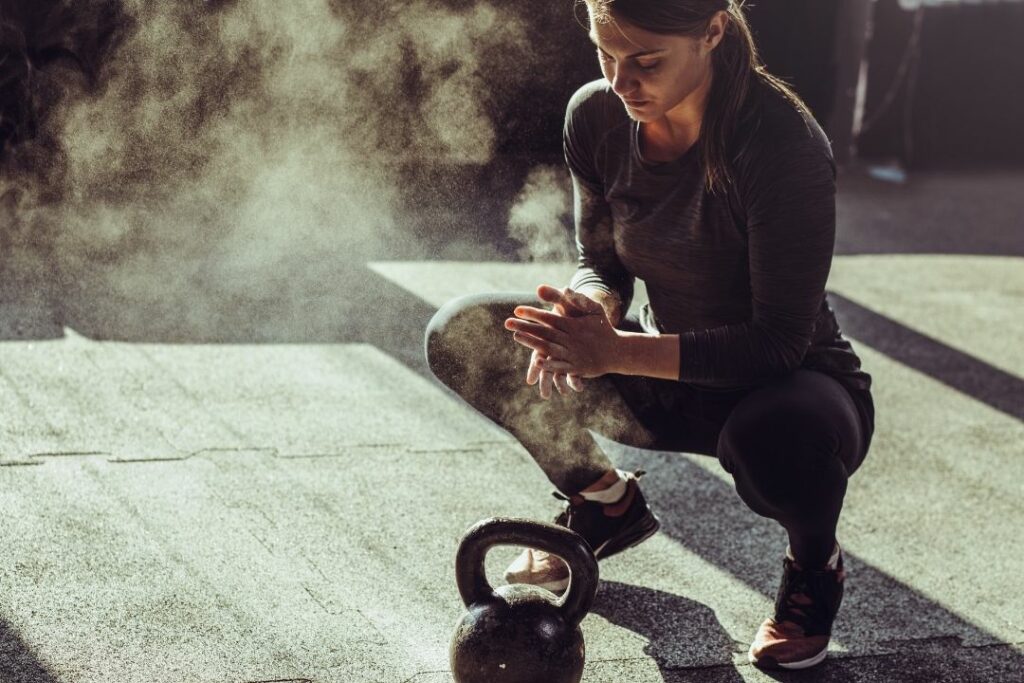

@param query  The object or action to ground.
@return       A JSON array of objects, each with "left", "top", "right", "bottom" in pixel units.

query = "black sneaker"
[
  {"left": 503, "top": 470, "right": 660, "bottom": 592},
  {"left": 748, "top": 545, "right": 846, "bottom": 669}
]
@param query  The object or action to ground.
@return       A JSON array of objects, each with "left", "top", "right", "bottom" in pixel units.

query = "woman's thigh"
[
  {"left": 425, "top": 291, "right": 666, "bottom": 449},
  {"left": 426, "top": 292, "right": 749, "bottom": 456}
]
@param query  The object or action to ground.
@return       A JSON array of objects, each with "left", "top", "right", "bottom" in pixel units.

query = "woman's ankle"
[{"left": 579, "top": 469, "right": 628, "bottom": 504}]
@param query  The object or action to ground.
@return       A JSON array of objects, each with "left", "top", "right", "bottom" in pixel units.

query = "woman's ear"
[{"left": 704, "top": 10, "right": 729, "bottom": 53}]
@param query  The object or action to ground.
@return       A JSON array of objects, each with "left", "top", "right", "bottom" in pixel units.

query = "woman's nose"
[{"left": 610, "top": 68, "right": 638, "bottom": 98}]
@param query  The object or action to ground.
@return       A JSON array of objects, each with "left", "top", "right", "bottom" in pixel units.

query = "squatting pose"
[{"left": 426, "top": 0, "right": 874, "bottom": 670}]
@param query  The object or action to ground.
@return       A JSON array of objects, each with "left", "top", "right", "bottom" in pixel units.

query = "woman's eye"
[{"left": 597, "top": 51, "right": 658, "bottom": 72}]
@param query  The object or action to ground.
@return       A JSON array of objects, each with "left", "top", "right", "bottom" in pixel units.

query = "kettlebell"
[{"left": 450, "top": 517, "right": 599, "bottom": 683}]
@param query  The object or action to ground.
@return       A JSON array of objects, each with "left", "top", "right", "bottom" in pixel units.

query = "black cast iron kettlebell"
[{"left": 450, "top": 517, "right": 599, "bottom": 683}]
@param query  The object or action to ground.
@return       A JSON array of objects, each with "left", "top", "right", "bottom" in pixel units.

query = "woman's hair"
[{"left": 580, "top": 0, "right": 813, "bottom": 195}]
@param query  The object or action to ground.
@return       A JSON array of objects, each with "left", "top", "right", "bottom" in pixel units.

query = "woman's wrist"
[{"left": 612, "top": 331, "right": 681, "bottom": 380}]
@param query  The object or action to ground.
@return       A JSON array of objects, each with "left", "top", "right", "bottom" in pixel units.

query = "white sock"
[
  {"left": 579, "top": 469, "right": 629, "bottom": 504},
  {"left": 786, "top": 542, "right": 841, "bottom": 569}
]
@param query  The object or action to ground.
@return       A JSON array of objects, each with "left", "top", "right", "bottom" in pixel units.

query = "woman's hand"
[
  {"left": 506, "top": 285, "right": 623, "bottom": 381},
  {"left": 527, "top": 348, "right": 582, "bottom": 398},
  {"left": 525, "top": 286, "right": 602, "bottom": 398}
]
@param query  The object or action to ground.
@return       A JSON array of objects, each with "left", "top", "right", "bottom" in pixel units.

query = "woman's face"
[{"left": 589, "top": 11, "right": 724, "bottom": 122}]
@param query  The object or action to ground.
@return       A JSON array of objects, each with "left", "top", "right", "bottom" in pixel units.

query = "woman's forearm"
[{"left": 613, "top": 331, "right": 681, "bottom": 381}]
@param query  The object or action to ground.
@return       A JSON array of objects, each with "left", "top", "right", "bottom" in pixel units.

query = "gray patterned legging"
[{"left": 423, "top": 291, "right": 875, "bottom": 568}]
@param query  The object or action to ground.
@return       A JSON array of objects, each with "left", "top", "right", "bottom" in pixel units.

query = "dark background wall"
[
  {"left": 856, "top": 0, "right": 1024, "bottom": 169},
  {"left": 744, "top": 0, "right": 842, "bottom": 132},
  {"left": 3, "top": 0, "right": 1020, "bottom": 178},
  {"left": 489, "top": 0, "right": 1024, "bottom": 171}
]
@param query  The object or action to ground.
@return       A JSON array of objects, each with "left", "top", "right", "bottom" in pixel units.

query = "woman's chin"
[
  {"left": 622, "top": 99, "right": 657, "bottom": 119},
  {"left": 626, "top": 108, "right": 657, "bottom": 122}
]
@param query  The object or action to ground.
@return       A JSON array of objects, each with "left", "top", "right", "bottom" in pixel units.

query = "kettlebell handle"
[{"left": 455, "top": 517, "right": 599, "bottom": 629}]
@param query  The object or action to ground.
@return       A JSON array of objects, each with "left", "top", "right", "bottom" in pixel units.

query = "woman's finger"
[
  {"left": 539, "top": 369, "right": 553, "bottom": 400},
  {"left": 511, "top": 330, "right": 568, "bottom": 359},
  {"left": 505, "top": 318, "right": 569, "bottom": 346},
  {"left": 566, "top": 373, "right": 585, "bottom": 392},
  {"left": 552, "top": 372, "right": 571, "bottom": 395},
  {"left": 512, "top": 306, "right": 571, "bottom": 332},
  {"left": 536, "top": 356, "right": 574, "bottom": 373},
  {"left": 537, "top": 284, "right": 572, "bottom": 305},
  {"left": 537, "top": 284, "right": 602, "bottom": 315},
  {"left": 526, "top": 350, "right": 543, "bottom": 386}
]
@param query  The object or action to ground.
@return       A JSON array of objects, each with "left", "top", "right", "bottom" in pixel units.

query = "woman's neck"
[{"left": 647, "top": 66, "right": 714, "bottom": 150}]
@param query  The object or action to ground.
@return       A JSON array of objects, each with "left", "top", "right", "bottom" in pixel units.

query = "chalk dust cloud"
[
  {"left": 1, "top": 0, "right": 578, "bottom": 341},
  {"left": 3, "top": 0, "right": 636, "bottom": 490},
  {"left": 507, "top": 165, "right": 574, "bottom": 263}
]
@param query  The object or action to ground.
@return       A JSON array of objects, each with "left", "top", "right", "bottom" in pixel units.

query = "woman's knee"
[{"left": 424, "top": 291, "right": 534, "bottom": 388}]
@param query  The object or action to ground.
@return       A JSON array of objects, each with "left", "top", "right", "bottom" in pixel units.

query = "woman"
[{"left": 424, "top": 0, "right": 874, "bottom": 671}]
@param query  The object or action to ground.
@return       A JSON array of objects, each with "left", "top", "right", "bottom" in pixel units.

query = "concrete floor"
[{"left": 1, "top": 168, "right": 1022, "bottom": 682}]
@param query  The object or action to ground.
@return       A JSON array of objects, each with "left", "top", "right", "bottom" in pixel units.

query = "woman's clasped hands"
[{"left": 504, "top": 284, "right": 624, "bottom": 399}]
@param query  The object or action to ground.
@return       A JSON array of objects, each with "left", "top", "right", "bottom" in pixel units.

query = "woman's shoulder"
[
  {"left": 564, "top": 79, "right": 630, "bottom": 159},
  {"left": 732, "top": 77, "right": 834, "bottom": 164},
  {"left": 566, "top": 78, "right": 616, "bottom": 118},
  {"left": 726, "top": 77, "right": 837, "bottom": 202},
  {"left": 565, "top": 79, "right": 631, "bottom": 133}
]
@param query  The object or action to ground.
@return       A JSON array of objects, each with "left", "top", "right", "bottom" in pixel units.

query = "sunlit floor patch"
[
  {"left": 0, "top": 337, "right": 508, "bottom": 461},
  {"left": 369, "top": 255, "right": 1024, "bottom": 384}
]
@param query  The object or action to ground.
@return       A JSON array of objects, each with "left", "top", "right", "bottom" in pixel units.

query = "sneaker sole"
[
  {"left": 748, "top": 645, "right": 828, "bottom": 670},
  {"left": 529, "top": 575, "right": 571, "bottom": 593}
]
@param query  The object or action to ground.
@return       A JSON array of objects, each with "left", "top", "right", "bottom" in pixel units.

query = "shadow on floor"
[
  {"left": 591, "top": 580, "right": 747, "bottom": 681},
  {"left": 0, "top": 621, "right": 60, "bottom": 683},
  {"left": 0, "top": 264, "right": 439, "bottom": 380}
]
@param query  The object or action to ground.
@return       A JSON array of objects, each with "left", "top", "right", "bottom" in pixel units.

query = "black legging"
[{"left": 424, "top": 291, "right": 875, "bottom": 569}]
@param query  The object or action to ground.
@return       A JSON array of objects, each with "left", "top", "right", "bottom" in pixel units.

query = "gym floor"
[{"left": 1, "top": 166, "right": 1021, "bottom": 682}]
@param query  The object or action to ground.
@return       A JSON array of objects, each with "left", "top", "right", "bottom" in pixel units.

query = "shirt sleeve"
[
  {"left": 677, "top": 140, "right": 836, "bottom": 384},
  {"left": 562, "top": 88, "right": 635, "bottom": 312}
]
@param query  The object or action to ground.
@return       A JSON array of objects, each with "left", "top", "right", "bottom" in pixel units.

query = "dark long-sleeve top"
[{"left": 564, "top": 77, "right": 872, "bottom": 393}]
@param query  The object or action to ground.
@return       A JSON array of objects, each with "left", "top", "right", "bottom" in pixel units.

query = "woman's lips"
[{"left": 624, "top": 99, "right": 648, "bottom": 108}]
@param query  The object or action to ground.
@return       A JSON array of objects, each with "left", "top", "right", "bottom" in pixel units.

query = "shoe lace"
[
  {"left": 551, "top": 490, "right": 581, "bottom": 528},
  {"left": 774, "top": 561, "right": 834, "bottom": 635},
  {"left": 551, "top": 469, "right": 647, "bottom": 527}
]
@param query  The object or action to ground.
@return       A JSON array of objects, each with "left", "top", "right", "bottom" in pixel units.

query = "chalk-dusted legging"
[{"left": 424, "top": 291, "right": 875, "bottom": 569}]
